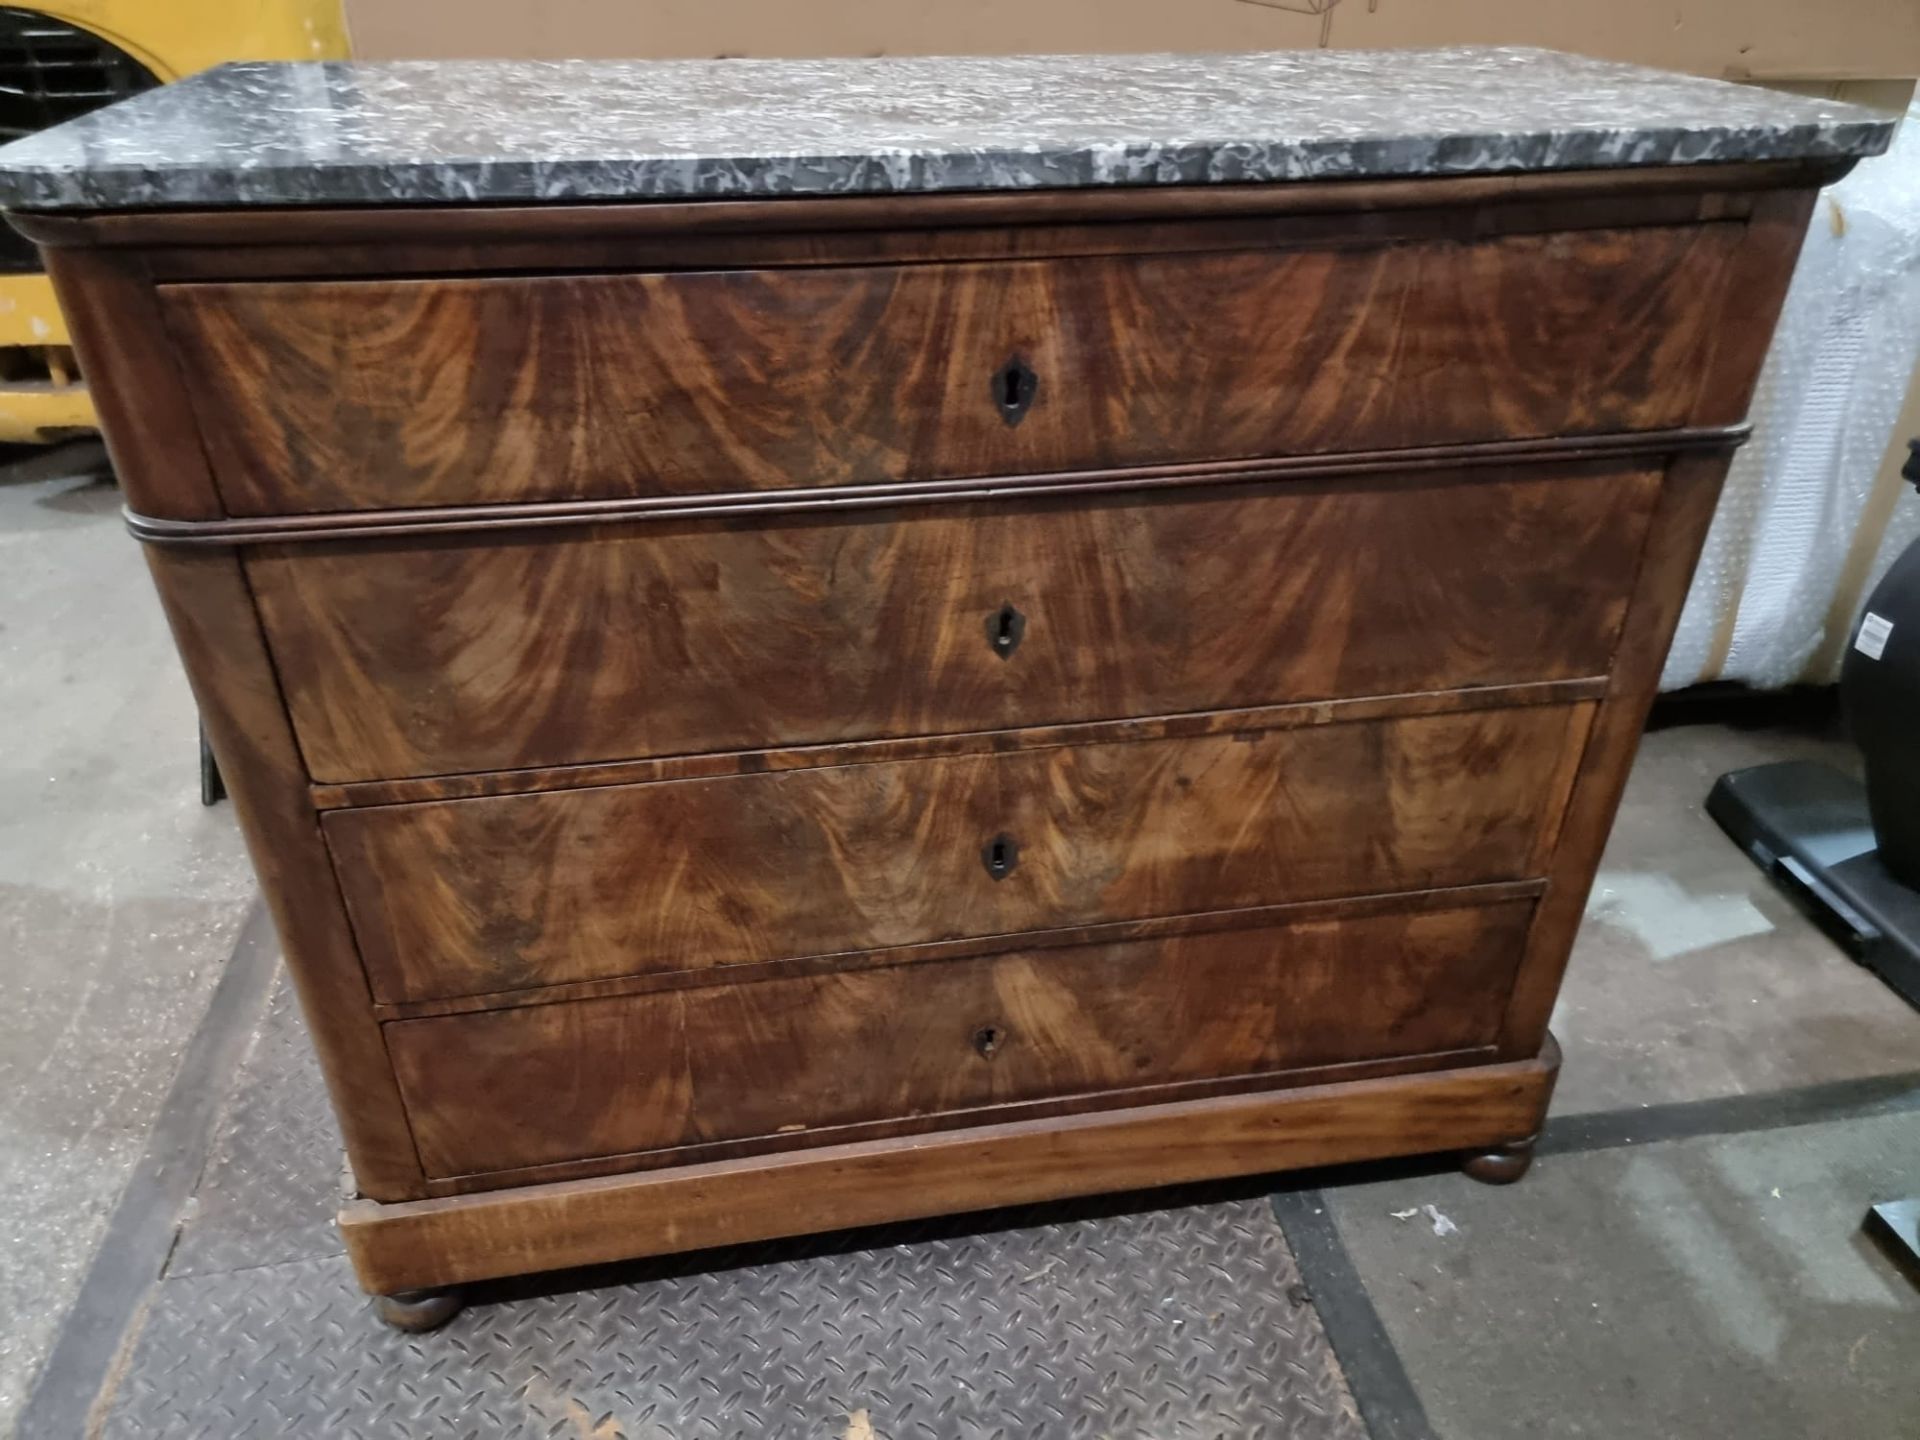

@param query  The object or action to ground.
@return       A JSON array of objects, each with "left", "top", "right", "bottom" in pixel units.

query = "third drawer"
[{"left": 327, "top": 699, "right": 1593, "bottom": 1005}]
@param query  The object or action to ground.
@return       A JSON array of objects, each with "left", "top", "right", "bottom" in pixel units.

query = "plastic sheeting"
[{"left": 1663, "top": 98, "right": 1920, "bottom": 691}]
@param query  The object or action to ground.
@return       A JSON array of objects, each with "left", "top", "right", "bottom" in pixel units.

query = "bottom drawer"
[{"left": 387, "top": 895, "right": 1535, "bottom": 1182}]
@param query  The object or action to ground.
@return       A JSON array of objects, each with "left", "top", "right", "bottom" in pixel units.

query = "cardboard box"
[{"left": 344, "top": 0, "right": 1920, "bottom": 82}]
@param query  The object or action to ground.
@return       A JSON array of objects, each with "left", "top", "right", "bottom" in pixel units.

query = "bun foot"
[
  {"left": 374, "top": 1286, "right": 464, "bottom": 1332},
  {"left": 1461, "top": 1138, "right": 1535, "bottom": 1185}
]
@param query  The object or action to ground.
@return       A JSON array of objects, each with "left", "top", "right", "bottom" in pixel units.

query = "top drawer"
[{"left": 161, "top": 224, "right": 1748, "bottom": 515}]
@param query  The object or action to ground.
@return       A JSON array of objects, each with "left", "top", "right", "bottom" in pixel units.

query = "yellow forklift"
[{"left": 0, "top": 1, "right": 348, "bottom": 441}]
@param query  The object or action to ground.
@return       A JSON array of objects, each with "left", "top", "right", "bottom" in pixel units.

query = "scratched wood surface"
[
  {"left": 385, "top": 897, "right": 1534, "bottom": 1177},
  {"left": 251, "top": 464, "right": 1655, "bottom": 783},
  {"left": 325, "top": 702, "right": 1589, "bottom": 1004},
  {"left": 161, "top": 224, "right": 1746, "bottom": 514}
]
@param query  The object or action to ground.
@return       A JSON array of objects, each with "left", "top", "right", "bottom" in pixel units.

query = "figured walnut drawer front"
[
  {"left": 326, "top": 702, "right": 1589, "bottom": 1005},
  {"left": 164, "top": 225, "right": 1746, "bottom": 515},
  {"left": 386, "top": 896, "right": 1535, "bottom": 1179},
  {"left": 255, "top": 465, "right": 1654, "bottom": 784}
]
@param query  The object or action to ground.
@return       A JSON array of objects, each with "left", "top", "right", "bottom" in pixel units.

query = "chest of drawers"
[{"left": 0, "top": 48, "right": 1888, "bottom": 1325}]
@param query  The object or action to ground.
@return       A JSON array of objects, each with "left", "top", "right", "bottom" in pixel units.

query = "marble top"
[{"left": 0, "top": 47, "right": 1892, "bottom": 211}]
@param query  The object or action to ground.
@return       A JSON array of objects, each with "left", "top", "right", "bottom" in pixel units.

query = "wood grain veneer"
[
  {"left": 251, "top": 463, "right": 1656, "bottom": 782},
  {"left": 164, "top": 226, "right": 1746, "bottom": 514},
  {"left": 326, "top": 702, "right": 1590, "bottom": 1005},
  {"left": 27, "top": 161, "right": 1825, "bottom": 1298},
  {"left": 388, "top": 897, "right": 1534, "bottom": 1178}
]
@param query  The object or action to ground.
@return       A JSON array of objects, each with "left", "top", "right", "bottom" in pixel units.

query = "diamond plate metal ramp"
[
  {"left": 96, "top": 970, "right": 1369, "bottom": 1440},
  {"left": 165, "top": 977, "right": 344, "bottom": 1279}
]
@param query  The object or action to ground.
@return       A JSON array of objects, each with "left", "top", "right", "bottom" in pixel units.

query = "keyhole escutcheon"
[
  {"left": 987, "top": 602, "right": 1026, "bottom": 659},
  {"left": 982, "top": 832, "right": 1019, "bottom": 881},
  {"left": 991, "top": 355, "right": 1038, "bottom": 427},
  {"left": 973, "top": 1024, "right": 1004, "bottom": 1059}
]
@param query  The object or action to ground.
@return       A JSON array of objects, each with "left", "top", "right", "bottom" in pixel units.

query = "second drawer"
[
  {"left": 255, "top": 463, "right": 1656, "bottom": 783},
  {"left": 327, "top": 700, "right": 1591, "bottom": 1004}
]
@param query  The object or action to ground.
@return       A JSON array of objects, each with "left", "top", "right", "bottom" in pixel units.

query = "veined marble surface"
[{"left": 0, "top": 48, "right": 1892, "bottom": 211}]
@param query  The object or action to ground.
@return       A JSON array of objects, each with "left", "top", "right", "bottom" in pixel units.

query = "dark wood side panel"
[
  {"left": 1501, "top": 450, "right": 1735, "bottom": 1051},
  {"left": 141, "top": 549, "right": 428, "bottom": 1200},
  {"left": 37, "top": 245, "right": 426, "bottom": 1201},
  {"left": 1500, "top": 190, "right": 1821, "bottom": 1055},
  {"left": 1686, "top": 190, "right": 1822, "bottom": 426},
  {"left": 387, "top": 897, "right": 1534, "bottom": 1178},
  {"left": 251, "top": 465, "right": 1659, "bottom": 783},
  {"left": 342, "top": 1040, "right": 1562, "bottom": 1293},
  {"left": 163, "top": 225, "right": 1747, "bottom": 514},
  {"left": 41, "top": 247, "right": 225, "bottom": 521},
  {"left": 327, "top": 702, "right": 1590, "bottom": 1004}
]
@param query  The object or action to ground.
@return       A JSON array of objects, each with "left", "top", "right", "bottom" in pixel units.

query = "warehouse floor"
[
  {"left": 2, "top": 442, "right": 1917, "bottom": 1438},
  {"left": 0, "top": 442, "right": 253, "bottom": 1433}
]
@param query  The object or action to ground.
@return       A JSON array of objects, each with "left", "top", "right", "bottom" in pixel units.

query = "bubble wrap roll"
[{"left": 1662, "top": 95, "right": 1920, "bottom": 691}]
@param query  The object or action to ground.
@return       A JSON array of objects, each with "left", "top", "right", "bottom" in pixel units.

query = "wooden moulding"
[
  {"left": 123, "top": 427, "right": 1747, "bottom": 548},
  {"left": 7, "top": 157, "right": 1853, "bottom": 254},
  {"left": 370, "top": 878, "right": 1551, "bottom": 1023},
  {"left": 10, "top": 162, "right": 1850, "bottom": 291},
  {"left": 339, "top": 1036, "right": 1560, "bottom": 1295},
  {"left": 313, "top": 679, "right": 1607, "bottom": 819}
]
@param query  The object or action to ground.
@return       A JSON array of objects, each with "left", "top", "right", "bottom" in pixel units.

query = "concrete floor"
[
  {"left": 1330, "top": 1112, "right": 1920, "bottom": 1440},
  {"left": 1555, "top": 722, "right": 1920, "bottom": 1115},
  {"left": 0, "top": 444, "right": 253, "bottom": 1432},
  {"left": 1, "top": 440, "right": 1917, "bottom": 1436},
  {"left": 1318, "top": 717, "right": 1920, "bottom": 1440}
]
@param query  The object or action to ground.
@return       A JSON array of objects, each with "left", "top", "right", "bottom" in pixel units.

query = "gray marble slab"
[{"left": 0, "top": 47, "right": 1892, "bottom": 211}]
